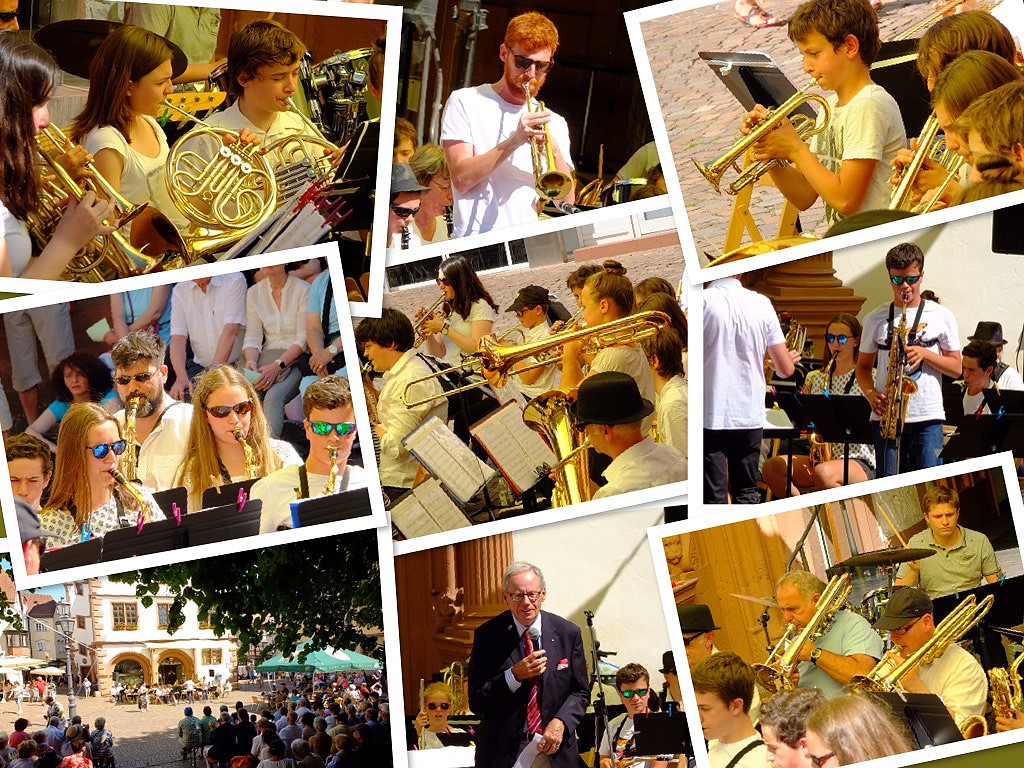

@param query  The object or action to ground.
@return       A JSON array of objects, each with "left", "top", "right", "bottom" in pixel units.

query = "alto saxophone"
[
  {"left": 322, "top": 446, "right": 339, "bottom": 496},
  {"left": 109, "top": 468, "right": 152, "bottom": 522},
  {"left": 808, "top": 353, "right": 837, "bottom": 467},
  {"left": 990, "top": 648, "right": 1024, "bottom": 721},
  {"left": 122, "top": 395, "right": 144, "bottom": 482},
  {"left": 879, "top": 293, "right": 918, "bottom": 441},
  {"left": 233, "top": 427, "right": 257, "bottom": 480}
]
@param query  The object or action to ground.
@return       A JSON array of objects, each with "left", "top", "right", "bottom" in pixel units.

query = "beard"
[
  {"left": 504, "top": 63, "right": 549, "bottom": 102},
  {"left": 136, "top": 388, "right": 164, "bottom": 418}
]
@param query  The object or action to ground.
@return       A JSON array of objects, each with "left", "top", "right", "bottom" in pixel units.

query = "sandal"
[{"left": 735, "top": 2, "right": 785, "bottom": 28}]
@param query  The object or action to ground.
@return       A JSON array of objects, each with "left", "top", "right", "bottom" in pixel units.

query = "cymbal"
[
  {"left": 35, "top": 20, "right": 188, "bottom": 80},
  {"left": 731, "top": 593, "right": 778, "bottom": 608},
  {"left": 837, "top": 547, "right": 936, "bottom": 569}
]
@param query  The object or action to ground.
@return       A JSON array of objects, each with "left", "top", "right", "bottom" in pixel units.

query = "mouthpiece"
[{"left": 232, "top": 426, "right": 245, "bottom": 442}]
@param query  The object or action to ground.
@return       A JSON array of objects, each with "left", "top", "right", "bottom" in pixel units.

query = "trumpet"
[
  {"left": 693, "top": 81, "right": 831, "bottom": 195},
  {"left": 522, "top": 82, "right": 574, "bottom": 203},
  {"left": 890, "top": 115, "right": 965, "bottom": 212},
  {"left": 412, "top": 294, "right": 449, "bottom": 347},
  {"left": 233, "top": 426, "right": 258, "bottom": 480}
]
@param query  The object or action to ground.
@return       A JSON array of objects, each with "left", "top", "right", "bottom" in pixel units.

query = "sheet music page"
[
  {"left": 389, "top": 492, "right": 440, "bottom": 539},
  {"left": 403, "top": 417, "right": 493, "bottom": 503},
  {"left": 471, "top": 402, "right": 556, "bottom": 493},
  {"left": 415, "top": 480, "right": 472, "bottom": 531}
]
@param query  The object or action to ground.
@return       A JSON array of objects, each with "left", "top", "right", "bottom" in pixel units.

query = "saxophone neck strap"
[{"left": 884, "top": 300, "right": 928, "bottom": 349}]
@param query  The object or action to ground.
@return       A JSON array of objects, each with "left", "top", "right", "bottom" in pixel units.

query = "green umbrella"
[{"left": 255, "top": 641, "right": 379, "bottom": 673}]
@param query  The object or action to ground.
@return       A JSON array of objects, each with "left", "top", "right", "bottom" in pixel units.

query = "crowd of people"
[{"left": 3, "top": 714, "right": 114, "bottom": 768}]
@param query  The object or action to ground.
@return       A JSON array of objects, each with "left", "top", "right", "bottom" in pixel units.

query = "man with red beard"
[{"left": 441, "top": 11, "right": 574, "bottom": 237}]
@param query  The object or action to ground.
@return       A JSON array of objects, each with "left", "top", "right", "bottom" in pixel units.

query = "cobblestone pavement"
[
  {"left": 638, "top": 0, "right": 940, "bottom": 262},
  {"left": 0, "top": 684, "right": 271, "bottom": 768}
]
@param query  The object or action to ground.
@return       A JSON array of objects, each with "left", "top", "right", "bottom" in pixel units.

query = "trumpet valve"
[{"left": 691, "top": 158, "right": 724, "bottom": 195}]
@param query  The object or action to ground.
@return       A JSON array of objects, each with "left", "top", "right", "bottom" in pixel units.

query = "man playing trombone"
[{"left": 441, "top": 11, "right": 574, "bottom": 237}]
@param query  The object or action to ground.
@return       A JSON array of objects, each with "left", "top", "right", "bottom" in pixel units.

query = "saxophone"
[
  {"left": 990, "top": 648, "right": 1024, "bottom": 720},
  {"left": 879, "top": 293, "right": 918, "bottom": 441},
  {"left": 808, "top": 353, "right": 837, "bottom": 467},
  {"left": 122, "top": 395, "right": 144, "bottom": 482},
  {"left": 322, "top": 446, "right": 339, "bottom": 496},
  {"left": 233, "top": 427, "right": 258, "bottom": 480},
  {"left": 109, "top": 468, "right": 152, "bottom": 522}
]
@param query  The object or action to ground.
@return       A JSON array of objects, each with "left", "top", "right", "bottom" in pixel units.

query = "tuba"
[
  {"left": 121, "top": 395, "right": 144, "bottom": 482},
  {"left": 522, "top": 82, "right": 574, "bottom": 204},
  {"left": 879, "top": 294, "right": 919, "bottom": 441},
  {"left": 990, "top": 648, "right": 1024, "bottom": 721},
  {"left": 522, "top": 389, "right": 591, "bottom": 507},
  {"left": 233, "top": 427, "right": 258, "bottom": 480},
  {"left": 752, "top": 573, "right": 853, "bottom": 697},
  {"left": 693, "top": 81, "right": 831, "bottom": 196},
  {"left": 322, "top": 446, "right": 339, "bottom": 496}
]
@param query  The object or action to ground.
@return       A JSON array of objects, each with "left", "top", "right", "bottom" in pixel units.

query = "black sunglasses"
[
  {"left": 808, "top": 752, "right": 835, "bottom": 768},
  {"left": 889, "top": 274, "right": 922, "bottom": 286},
  {"left": 206, "top": 401, "right": 254, "bottom": 418},
  {"left": 682, "top": 632, "right": 706, "bottom": 647},
  {"left": 426, "top": 702, "right": 450, "bottom": 711},
  {"left": 309, "top": 421, "right": 356, "bottom": 437},
  {"left": 389, "top": 203, "right": 418, "bottom": 218},
  {"left": 0, "top": 10, "right": 18, "bottom": 23},
  {"left": 435, "top": 276, "right": 450, "bottom": 287},
  {"left": 114, "top": 370, "right": 157, "bottom": 386},
  {"left": 88, "top": 441, "right": 127, "bottom": 460},
  {"left": 619, "top": 688, "right": 649, "bottom": 699},
  {"left": 825, "top": 334, "right": 850, "bottom": 345},
  {"left": 511, "top": 53, "right": 554, "bottom": 74}
]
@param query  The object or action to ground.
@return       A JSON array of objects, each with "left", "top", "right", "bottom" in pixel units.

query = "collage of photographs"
[{"left": 0, "top": 1, "right": 1022, "bottom": 768}]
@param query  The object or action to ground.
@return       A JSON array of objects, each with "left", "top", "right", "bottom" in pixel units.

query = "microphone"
[{"left": 528, "top": 625, "right": 541, "bottom": 648}]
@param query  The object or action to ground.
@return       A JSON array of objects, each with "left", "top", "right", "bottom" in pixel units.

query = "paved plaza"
[{"left": 0, "top": 684, "right": 270, "bottom": 768}]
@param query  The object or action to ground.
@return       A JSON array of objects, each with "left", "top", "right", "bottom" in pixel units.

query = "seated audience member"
[
  {"left": 251, "top": 376, "right": 367, "bottom": 533},
  {"left": 176, "top": 365, "right": 301, "bottom": 511},
  {"left": 7, "top": 433, "right": 53, "bottom": 510},
  {"left": 302, "top": 270, "right": 344, "bottom": 396},
  {"left": 692, "top": 652, "right": 765, "bottom": 768},
  {"left": 804, "top": 694, "right": 914, "bottom": 766},
  {"left": 27, "top": 353, "right": 120, "bottom": 452},
  {"left": 409, "top": 144, "right": 453, "bottom": 243},
  {"left": 598, "top": 664, "right": 668, "bottom": 768}
]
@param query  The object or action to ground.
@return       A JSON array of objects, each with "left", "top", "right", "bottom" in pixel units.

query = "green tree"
[{"left": 109, "top": 531, "right": 383, "bottom": 661}]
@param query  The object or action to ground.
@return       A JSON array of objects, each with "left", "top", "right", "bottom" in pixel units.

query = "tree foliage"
[{"left": 108, "top": 531, "right": 383, "bottom": 662}]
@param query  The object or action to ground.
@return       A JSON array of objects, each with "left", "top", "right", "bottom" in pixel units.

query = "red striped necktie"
[{"left": 522, "top": 628, "right": 542, "bottom": 735}]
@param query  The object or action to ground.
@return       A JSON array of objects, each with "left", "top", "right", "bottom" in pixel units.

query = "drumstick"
[
  {"left": 598, "top": 144, "right": 604, "bottom": 182},
  {"left": 874, "top": 500, "right": 908, "bottom": 547}
]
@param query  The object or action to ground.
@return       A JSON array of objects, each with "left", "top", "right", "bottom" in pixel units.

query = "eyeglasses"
[
  {"left": 619, "top": 688, "right": 649, "bottom": 699},
  {"left": 435, "top": 276, "right": 450, "bottom": 287},
  {"left": 309, "top": 421, "right": 356, "bottom": 437},
  {"left": 825, "top": 334, "right": 850, "bottom": 345},
  {"left": 0, "top": 10, "right": 18, "bottom": 23},
  {"left": 426, "top": 702, "right": 450, "bottom": 711},
  {"left": 114, "top": 370, "right": 157, "bottom": 386},
  {"left": 891, "top": 616, "right": 923, "bottom": 636},
  {"left": 889, "top": 274, "right": 922, "bottom": 286},
  {"left": 682, "top": 632, "right": 706, "bottom": 647},
  {"left": 389, "top": 203, "right": 419, "bottom": 219},
  {"left": 431, "top": 178, "right": 452, "bottom": 192},
  {"left": 87, "top": 441, "right": 127, "bottom": 460},
  {"left": 506, "top": 591, "right": 543, "bottom": 603},
  {"left": 511, "top": 52, "right": 554, "bottom": 74},
  {"left": 807, "top": 752, "right": 836, "bottom": 768},
  {"left": 206, "top": 401, "right": 254, "bottom": 418}
]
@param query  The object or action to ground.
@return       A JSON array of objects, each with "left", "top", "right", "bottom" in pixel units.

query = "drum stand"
[{"left": 585, "top": 611, "right": 614, "bottom": 768}]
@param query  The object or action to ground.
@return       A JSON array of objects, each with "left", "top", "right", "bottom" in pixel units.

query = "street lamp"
[{"left": 54, "top": 600, "right": 76, "bottom": 720}]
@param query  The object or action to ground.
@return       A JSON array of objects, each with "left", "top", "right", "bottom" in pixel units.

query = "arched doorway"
[
  {"left": 112, "top": 659, "right": 144, "bottom": 687},
  {"left": 158, "top": 654, "right": 188, "bottom": 685}
]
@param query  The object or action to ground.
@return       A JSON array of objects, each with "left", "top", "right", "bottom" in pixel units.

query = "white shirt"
[
  {"left": 918, "top": 642, "right": 988, "bottom": 723},
  {"left": 516, "top": 321, "right": 559, "bottom": 400},
  {"left": 251, "top": 462, "right": 369, "bottom": 534},
  {"left": 656, "top": 375, "right": 688, "bottom": 454},
  {"left": 504, "top": 614, "right": 543, "bottom": 693},
  {"left": 590, "top": 344, "right": 657, "bottom": 435},
  {"left": 205, "top": 102, "right": 312, "bottom": 168},
  {"left": 170, "top": 274, "right": 248, "bottom": 367},
  {"left": 441, "top": 83, "right": 573, "bottom": 237},
  {"left": 704, "top": 278, "right": 784, "bottom": 429},
  {"left": 243, "top": 275, "right": 310, "bottom": 354},
  {"left": 378, "top": 349, "right": 448, "bottom": 488},
  {"left": 114, "top": 399, "right": 193, "bottom": 492},
  {"left": 440, "top": 299, "right": 497, "bottom": 367},
  {"left": 707, "top": 734, "right": 766, "bottom": 768},
  {"left": 593, "top": 437, "right": 686, "bottom": 499},
  {"left": 0, "top": 199, "right": 32, "bottom": 277}
]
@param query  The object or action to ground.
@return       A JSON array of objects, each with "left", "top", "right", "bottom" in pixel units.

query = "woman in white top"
[
  {"left": 243, "top": 263, "right": 310, "bottom": 437},
  {"left": 0, "top": 36, "right": 114, "bottom": 280},
  {"left": 409, "top": 144, "right": 453, "bottom": 244},
  {"left": 38, "top": 402, "right": 164, "bottom": 549},
  {"left": 413, "top": 682, "right": 466, "bottom": 750},
  {"left": 176, "top": 365, "right": 301, "bottom": 511}
]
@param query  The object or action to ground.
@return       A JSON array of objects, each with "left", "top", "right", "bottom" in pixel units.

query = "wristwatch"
[
  {"left": 327, "top": 343, "right": 339, "bottom": 356},
  {"left": 809, "top": 647, "right": 823, "bottom": 666},
  {"left": 441, "top": 320, "right": 451, "bottom": 335},
  {"left": 276, "top": 359, "right": 286, "bottom": 370}
]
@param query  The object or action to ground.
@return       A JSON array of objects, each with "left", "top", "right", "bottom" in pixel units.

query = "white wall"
[
  {"left": 832, "top": 210, "right": 1024, "bottom": 363},
  {"left": 510, "top": 506, "right": 671, "bottom": 686}
]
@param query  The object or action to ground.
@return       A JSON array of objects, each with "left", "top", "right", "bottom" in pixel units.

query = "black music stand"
[
  {"left": 152, "top": 487, "right": 188, "bottom": 520},
  {"left": 633, "top": 710, "right": 691, "bottom": 759},
  {"left": 336, "top": 120, "right": 379, "bottom": 182},
  {"left": 201, "top": 479, "right": 259, "bottom": 510},
  {"left": 800, "top": 393, "right": 873, "bottom": 486},
  {"left": 290, "top": 488, "right": 372, "bottom": 529},
  {"left": 872, "top": 692, "right": 962, "bottom": 748},
  {"left": 101, "top": 517, "right": 188, "bottom": 561},
  {"left": 186, "top": 500, "right": 263, "bottom": 546},
  {"left": 40, "top": 538, "right": 103, "bottom": 573},
  {"left": 698, "top": 51, "right": 816, "bottom": 120},
  {"left": 764, "top": 390, "right": 803, "bottom": 497},
  {"left": 983, "top": 388, "right": 1024, "bottom": 415},
  {"left": 932, "top": 576, "right": 1023, "bottom": 672},
  {"left": 940, "top": 414, "right": 1008, "bottom": 461}
]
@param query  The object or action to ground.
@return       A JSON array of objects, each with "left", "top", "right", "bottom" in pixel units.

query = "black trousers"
[{"left": 704, "top": 427, "right": 762, "bottom": 504}]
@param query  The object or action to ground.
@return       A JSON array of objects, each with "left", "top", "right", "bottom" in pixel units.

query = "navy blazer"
[{"left": 468, "top": 609, "right": 590, "bottom": 768}]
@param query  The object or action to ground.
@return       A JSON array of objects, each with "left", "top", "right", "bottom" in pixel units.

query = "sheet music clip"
[
  {"left": 236, "top": 487, "right": 248, "bottom": 512},
  {"left": 172, "top": 502, "right": 183, "bottom": 525},
  {"left": 135, "top": 511, "right": 145, "bottom": 534}
]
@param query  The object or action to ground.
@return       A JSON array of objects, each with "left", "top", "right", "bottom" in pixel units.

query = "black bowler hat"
[
  {"left": 568, "top": 372, "right": 654, "bottom": 426},
  {"left": 659, "top": 650, "right": 676, "bottom": 674},
  {"left": 968, "top": 321, "right": 1007, "bottom": 346},
  {"left": 677, "top": 603, "right": 720, "bottom": 634}
]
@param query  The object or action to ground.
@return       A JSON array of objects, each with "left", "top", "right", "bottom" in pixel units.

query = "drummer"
[{"left": 894, "top": 486, "right": 1000, "bottom": 600}]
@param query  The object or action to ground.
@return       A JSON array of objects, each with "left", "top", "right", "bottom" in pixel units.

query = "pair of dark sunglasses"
[
  {"left": 0, "top": 10, "right": 18, "bottom": 23},
  {"left": 87, "top": 441, "right": 127, "bottom": 460},
  {"left": 390, "top": 202, "right": 419, "bottom": 219},
  {"left": 309, "top": 421, "right": 356, "bottom": 437},
  {"left": 619, "top": 688, "right": 649, "bottom": 699},
  {"left": 889, "top": 274, "right": 922, "bottom": 286},
  {"left": 207, "top": 401, "right": 254, "bottom": 418},
  {"left": 114, "top": 370, "right": 157, "bottom": 386},
  {"left": 426, "top": 702, "right": 450, "bottom": 711},
  {"left": 511, "top": 53, "right": 554, "bottom": 74}
]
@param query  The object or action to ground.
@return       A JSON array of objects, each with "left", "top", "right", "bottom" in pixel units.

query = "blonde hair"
[
  {"left": 423, "top": 682, "right": 453, "bottom": 702},
  {"left": 957, "top": 80, "right": 1024, "bottom": 158},
  {"left": 807, "top": 694, "right": 914, "bottom": 763},
  {"left": 176, "top": 365, "right": 282, "bottom": 510}
]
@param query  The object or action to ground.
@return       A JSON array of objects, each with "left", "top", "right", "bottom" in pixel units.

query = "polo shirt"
[{"left": 896, "top": 526, "right": 999, "bottom": 599}]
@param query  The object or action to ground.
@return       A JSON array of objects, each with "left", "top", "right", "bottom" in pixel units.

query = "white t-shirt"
[
  {"left": 707, "top": 734, "right": 766, "bottom": 768},
  {"left": 919, "top": 642, "right": 988, "bottom": 723},
  {"left": 808, "top": 84, "right": 906, "bottom": 228},
  {"left": 440, "top": 298, "right": 497, "bottom": 366},
  {"left": 205, "top": 103, "right": 312, "bottom": 169},
  {"left": 441, "top": 83, "right": 573, "bottom": 236},
  {"left": 251, "top": 462, "right": 369, "bottom": 533},
  {"left": 656, "top": 374, "right": 687, "bottom": 454},
  {"left": 593, "top": 437, "right": 687, "bottom": 498},
  {"left": 590, "top": 344, "right": 657, "bottom": 435},
  {"left": 0, "top": 199, "right": 32, "bottom": 277},
  {"left": 861, "top": 300, "right": 959, "bottom": 423},
  {"left": 516, "top": 321, "right": 559, "bottom": 400},
  {"left": 704, "top": 278, "right": 785, "bottom": 429}
]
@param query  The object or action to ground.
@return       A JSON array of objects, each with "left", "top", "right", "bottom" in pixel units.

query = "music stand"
[
  {"left": 290, "top": 488, "right": 372, "bottom": 529},
  {"left": 940, "top": 414, "right": 1007, "bottom": 461},
  {"left": 983, "top": 388, "right": 1024, "bottom": 415},
  {"left": 201, "top": 479, "right": 259, "bottom": 510},
  {"left": 101, "top": 517, "right": 187, "bottom": 562},
  {"left": 633, "top": 710, "right": 692, "bottom": 759},
  {"left": 932, "top": 577, "right": 1022, "bottom": 671},
  {"left": 336, "top": 120, "right": 379, "bottom": 182},
  {"left": 152, "top": 487, "right": 188, "bottom": 520},
  {"left": 764, "top": 390, "right": 803, "bottom": 497},
  {"left": 186, "top": 500, "right": 263, "bottom": 546},
  {"left": 872, "top": 692, "right": 962, "bottom": 748},
  {"left": 697, "top": 51, "right": 816, "bottom": 120},
  {"left": 799, "top": 393, "right": 874, "bottom": 485},
  {"left": 40, "top": 538, "right": 103, "bottom": 573}
]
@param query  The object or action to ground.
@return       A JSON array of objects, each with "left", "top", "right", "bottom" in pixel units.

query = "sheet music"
[
  {"left": 403, "top": 417, "right": 493, "bottom": 504},
  {"left": 471, "top": 402, "right": 556, "bottom": 493},
  {"left": 389, "top": 478, "right": 471, "bottom": 537}
]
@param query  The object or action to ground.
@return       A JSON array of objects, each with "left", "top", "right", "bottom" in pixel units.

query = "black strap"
[
  {"left": 993, "top": 361, "right": 1009, "bottom": 383},
  {"left": 882, "top": 300, "right": 931, "bottom": 349},
  {"left": 321, "top": 277, "right": 334, "bottom": 338},
  {"left": 724, "top": 739, "right": 765, "bottom": 768},
  {"left": 299, "top": 465, "right": 309, "bottom": 499},
  {"left": 843, "top": 372, "right": 856, "bottom": 394}
]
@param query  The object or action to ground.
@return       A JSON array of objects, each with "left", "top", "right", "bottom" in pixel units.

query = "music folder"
[
  {"left": 872, "top": 692, "right": 961, "bottom": 748},
  {"left": 41, "top": 538, "right": 103, "bottom": 573},
  {"left": 632, "top": 710, "right": 691, "bottom": 759},
  {"left": 291, "top": 487, "right": 372, "bottom": 528},
  {"left": 469, "top": 401, "right": 557, "bottom": 495},
  {"left": 698, "top": 50, "right": 816, "bottom": 120}
]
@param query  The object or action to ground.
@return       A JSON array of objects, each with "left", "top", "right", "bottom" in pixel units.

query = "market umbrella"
[
  {"left": 31, "top": 666, "right": 66, "bottom": 675},
  {"left": 256, "top": 642, "right": 379, "bottom": 673}
]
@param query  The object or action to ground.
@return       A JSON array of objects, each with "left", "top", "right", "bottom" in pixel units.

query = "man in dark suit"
[{"left": 468, "top": 561, "right": 590, "bottom": 768}]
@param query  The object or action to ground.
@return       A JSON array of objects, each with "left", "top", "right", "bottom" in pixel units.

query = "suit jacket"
[{"left": 468, "top": 609, "right": 590, "bottom": 768}]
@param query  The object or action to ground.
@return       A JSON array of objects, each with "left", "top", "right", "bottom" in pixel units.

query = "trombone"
[
  {"left": 400, "top": 310, "right": 671, "bottom": 407},
  {"left": 693, "top": 80, "right": 831, "bottom": 195}
]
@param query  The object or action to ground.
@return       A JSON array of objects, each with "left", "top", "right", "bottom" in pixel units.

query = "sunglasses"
[
  {"left": 808, "top": 752, "right": 835, "bottom": 768},
  {"left": 435, "top": 276, "right": 450, "bottom": 287},
  {"left": 88, "top": 441, "right": 127, "bottom": 460},
  {"left": 206, "top": 401, "right": 254, "bottom": 418},
  {"left": 389, "top": 203, "right": 419, "bottom": 219},
  {"left": 511, "top": 53, "right": 554, "bottom": 74},
  {"left": 309, "top": 421, "right": 356, "bottom": 437},
  {"left": 889, "top": 274, "right": 922, "bottom": 286},
  {"left": 114, "top": 370, "right": 157, "bottom": 386},
  {"left": 825, "top": 334, "right": 851, "bottom": 345},
  {"left": 682, "top": 632, "right": 706, "bottom": 647},
  {"left": 619, "top": 688, "right": 649, "bottom": 699},
  {"left": 426, "top": 702, "right": 450, "bottom": 711},
  {"left": 0, "top": 10, "right": 17, "bottom": 23}
]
